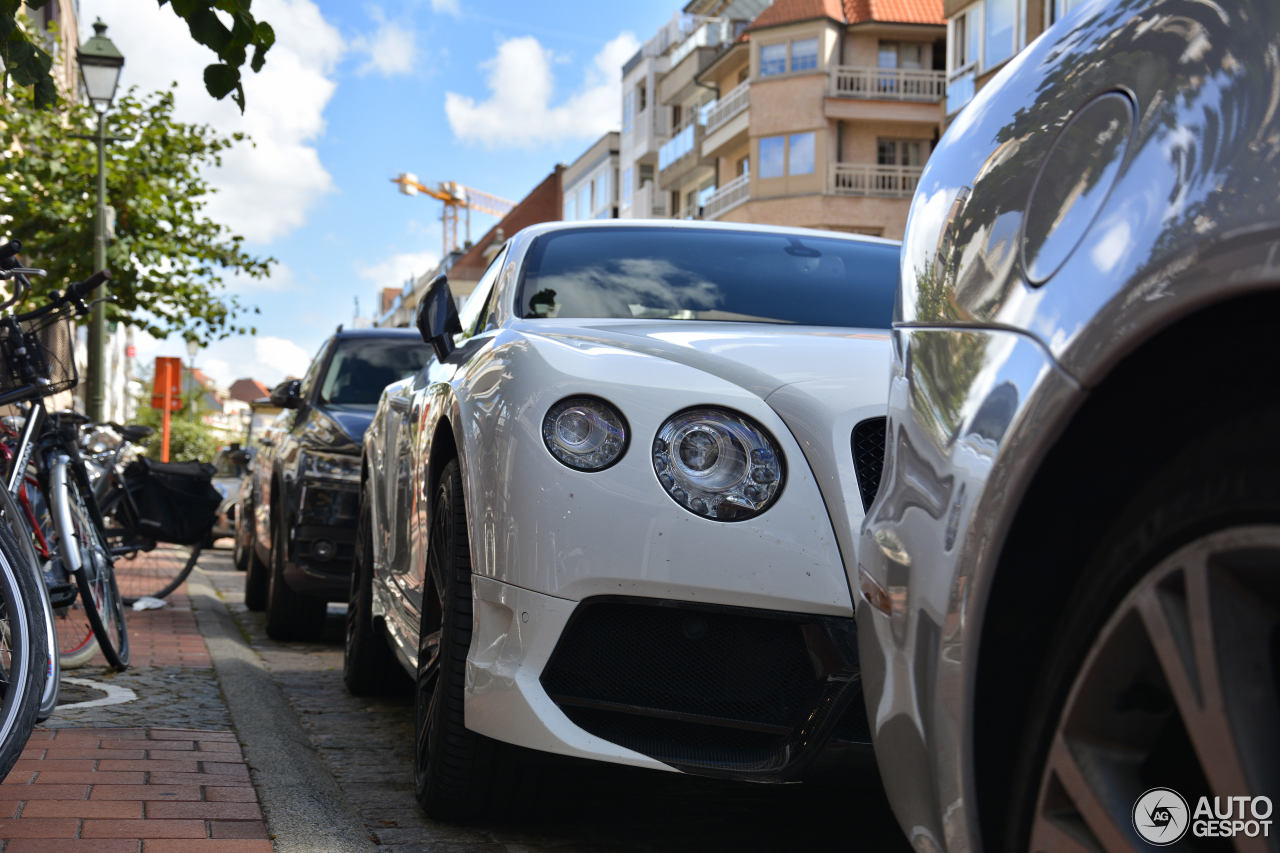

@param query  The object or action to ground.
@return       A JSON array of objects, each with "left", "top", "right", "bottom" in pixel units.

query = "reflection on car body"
[{"left": 858, "top": 1, "right": 1280, "bottom": 850}]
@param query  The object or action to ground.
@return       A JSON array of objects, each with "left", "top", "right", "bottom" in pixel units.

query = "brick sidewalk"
[{"left": 0, "top": 546, "right": 272, "bottom": 851}]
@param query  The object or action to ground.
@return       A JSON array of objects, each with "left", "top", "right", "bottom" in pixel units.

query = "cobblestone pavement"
[{"left": 201, "top": 548, "right": 912, "bottom": 852}]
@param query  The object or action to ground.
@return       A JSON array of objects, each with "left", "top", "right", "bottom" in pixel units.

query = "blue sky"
[{"left": 78, "top": 0, "right": 676, "bottom": 386}]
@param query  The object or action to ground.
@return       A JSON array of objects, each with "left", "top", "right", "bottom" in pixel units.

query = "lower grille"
[
  {"left": 851, "top": 416, "right": 887, "bottom": 511},
  {"left": 540, "top": 597, "right": 864, "bottom": 777}
]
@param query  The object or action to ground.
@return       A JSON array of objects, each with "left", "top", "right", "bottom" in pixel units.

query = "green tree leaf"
[{"left": 0, "top": 85, "right": 274, "bottom": 345}]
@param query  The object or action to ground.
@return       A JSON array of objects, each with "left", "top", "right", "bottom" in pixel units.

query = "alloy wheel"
[{"left": 1030, "top": 525, "right": 1280, "bottom": 850}]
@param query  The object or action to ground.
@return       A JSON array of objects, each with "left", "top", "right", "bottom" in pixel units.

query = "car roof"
[
  {"left": 510, "top": 218, "right": 901, "bottom": 248},
  {"left": 330, "top": 327, "right": 421, "bottom": 341}
]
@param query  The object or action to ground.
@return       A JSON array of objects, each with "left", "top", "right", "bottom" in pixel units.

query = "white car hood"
[{"left": 532, "top": 320, "right": 890, "bottom": 402}]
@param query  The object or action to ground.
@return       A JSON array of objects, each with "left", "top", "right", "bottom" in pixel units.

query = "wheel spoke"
[
  {"left": 1034, "top": 732, "right": 1132, "bottom": 852},
  {"left": 1135, "top": 553, "right": 1252, "bottom": 799}
]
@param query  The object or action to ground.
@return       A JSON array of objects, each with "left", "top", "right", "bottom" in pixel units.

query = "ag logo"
[{"left": 1133, "top": 787, "right": 1190, "bottom": 845}]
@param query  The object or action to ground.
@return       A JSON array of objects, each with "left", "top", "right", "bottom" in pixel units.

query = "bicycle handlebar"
[{"left": 11, "top": 270, "right": 110, "bottom": 322}]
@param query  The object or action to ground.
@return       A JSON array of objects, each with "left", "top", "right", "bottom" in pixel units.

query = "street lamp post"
[{"left": 77, "top": 20, "right": 124, "bottom": 423}]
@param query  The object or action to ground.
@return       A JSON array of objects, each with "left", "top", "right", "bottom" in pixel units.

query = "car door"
[{"left": 391, "top": 249, "right": 508, "bottom": 638}]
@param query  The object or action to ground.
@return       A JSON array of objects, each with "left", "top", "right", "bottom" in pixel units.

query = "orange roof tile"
[
  {"left": 746, "top": 0, "right": 845, "bottom": 31},
  {"left": 747, "top": 0, "right": 942, "bottom": 30},
  {"left": 848, "top": 0, "right": 945, "bottom": 25}
]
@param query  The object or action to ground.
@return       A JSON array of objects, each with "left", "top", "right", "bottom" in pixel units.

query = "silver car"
[{"left": 858, "top": 1, "right": 1280, "bottom": 850}]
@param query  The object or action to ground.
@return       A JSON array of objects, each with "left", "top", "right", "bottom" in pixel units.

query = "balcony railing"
[
  {"left": 705, "top": 81, "right": 749, "bottom": 135},
  {"left": 658, "top": 112, "right": 705, "bottom": 171},
  {"left": 702, "top": 173, "right": 749, "bottom": 220},
  {"left": 829, "top": 67, "right": 945, "bottom": 102},
  {"left": 830, "top": 164, "right": 923, "bottom": 198}
]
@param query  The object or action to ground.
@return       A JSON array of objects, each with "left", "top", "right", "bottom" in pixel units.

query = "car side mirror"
[
  {"left": 415, "top": 274, "right": 462, "bottom": 362},
  {"left": 269, "top": 379, "right": 301, "bottom": 409}
]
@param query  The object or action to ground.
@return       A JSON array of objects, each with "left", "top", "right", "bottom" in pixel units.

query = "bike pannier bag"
[{"left": 123, "top": 457, "right": 222, "bottom": 545}]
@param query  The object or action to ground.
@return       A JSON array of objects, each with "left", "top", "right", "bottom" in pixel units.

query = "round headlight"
[
  {"left": 652, "top": 407, "right": 785, "bottom": 521},
  {"left": 542, "top": 396, "right": 628, "bottom": 471}
]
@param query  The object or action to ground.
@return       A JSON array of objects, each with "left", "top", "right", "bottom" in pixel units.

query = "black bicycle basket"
[
  {"left": 0, "top": 306, "right": 77, "bottom": 397},
  {"left": 123, "top": 457, "right": 221, "bottom": 545}
]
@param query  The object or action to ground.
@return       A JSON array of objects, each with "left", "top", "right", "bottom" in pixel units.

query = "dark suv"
[{"left": 244, "top": 327, "right": 428, "bottom": 640}]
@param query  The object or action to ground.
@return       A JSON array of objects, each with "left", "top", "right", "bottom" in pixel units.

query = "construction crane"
[{"left": 392, "top": 173, "right": 516, "bottom": 259}]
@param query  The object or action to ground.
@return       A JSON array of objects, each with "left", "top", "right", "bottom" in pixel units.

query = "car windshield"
[
  {"left": 318, "top": 338, "right": 429, "bottom": 408},
  {"left": 516, "top": 227, "right": 897, "bottom": 328}
]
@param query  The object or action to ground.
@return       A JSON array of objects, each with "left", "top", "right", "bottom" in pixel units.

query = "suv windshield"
[
  {"left": 517, "top": 227, "right": 897, "bottom": 328},
  {"left": 318, "top": 338, "right": 429, "bottom": 407}
]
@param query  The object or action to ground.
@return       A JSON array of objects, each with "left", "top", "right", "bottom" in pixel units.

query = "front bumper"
[
  {"left": 856, "top": 326, "right": 1081, "bottom": 852},
  {"left": 466, "top": 576, "right": 872, "bottom": 779},
  {"left": 284, "top": 477, "right": 359, "bottom": 598}
]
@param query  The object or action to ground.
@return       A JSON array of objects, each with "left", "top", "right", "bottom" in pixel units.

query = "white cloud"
[
  {"left": 351, "top": 10, "right": 417, "bottom": 77},
  {"left": 444, "top": 31, "right": 639, "bottom": 148},
  {"left": 358, "top": 250, "right": 440, "bottom": 290},
  {"left": 80, "top": 0, "right": 344, "bottom": 244},
  {"left": 431, "top": 0, "right": 461, "bottom": 15}
]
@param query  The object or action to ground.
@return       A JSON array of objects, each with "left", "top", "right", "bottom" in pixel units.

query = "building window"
[
  {"left": 564, "top": 194, "right": 576, "bottom": 220},
  {"left": 760, "top": 134, "right": 815, "bottom": 179},
  {"left": 760, "top": 43, "right": 786, "bottom": 76},
  {"left": 878, "top": 139, "right": 927, "bottom": 167},
  {"left": 621, "top": 167, "right": 633, "bottom": 204},
  {"left": 790, "top": 38, "right": 818, "bottom": 71},
  {"left": 759, "top": 136, "right": 786, "bottom": 178},
  {"left": 579, "top": 186, "right": 589, "bottom": 217},
  {"left": 1047, "top": 0, "right": 1086, "bottom": 26},
  {"left": 984, "top": 0, "right": 1016, "bottom": 68},
  {"left": 788, "top": 133, "right": 815, "bottom": 175},
  {"left": 880, "top": 42, "right": 924, "bottom": 69},
  {"left": 599, "top": 169, "right": 610, "bottom": 208},
  {"left": 736, "top": 155, "right": 749, "bottom": 176},
  {"left": 952, "top": 9, "right": 978, "bottom": 69},
  {"left": 623, "top": 91, "right": 635, "bottom": 133},
  {"left": 637, "top": 81, "right": 647, "bottom": 112}
]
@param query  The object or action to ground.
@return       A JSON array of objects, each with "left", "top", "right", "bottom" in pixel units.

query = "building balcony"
[
  {"left": 657, "top": 117, "right": 707, "bottom": 189},
  {"left": 630, "top": 180, "right": 668, "bottom": 218},
  {"left": 829, "top": 66, "right": 945, "bottom": 102},
  {"left": 702, "top": 173, "right": 749, "bottom": 220},
  {"left": 626, "top": 106, "right": 670, "bottom": 162},
  {"left": 705, "top": 81, "right": 748, "bottom": 134},
  {"left": 829, "top": 163, "right": 923, "bottom": 198}
]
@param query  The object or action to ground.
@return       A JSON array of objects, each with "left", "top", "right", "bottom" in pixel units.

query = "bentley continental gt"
[{"left": 346, "top": 220, "right": 899, "bottom": 820}]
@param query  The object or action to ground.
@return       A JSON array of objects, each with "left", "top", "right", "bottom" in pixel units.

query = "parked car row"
[{"left": 237, "top": 2, "right": 1277, "bottom": 847}]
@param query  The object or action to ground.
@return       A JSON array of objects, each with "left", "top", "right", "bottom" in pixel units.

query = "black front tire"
[
  {"left": 0, "top": 519, "right": 48, "bottom": 781},
  {"left": 1009, "top": 412, "right": 1280, "bottom": 851},
  {"left": 264, "top": 510, "right": 326, "bottom": 641},
  {"left": 413, "top": 459, "right": 522, "bottom": 822},
  {"left": 344, "top": 478, "right": 406, "bottom": 696}
]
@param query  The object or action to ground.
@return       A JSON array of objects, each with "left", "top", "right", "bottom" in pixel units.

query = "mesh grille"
[
  {"left": 0, "top": 307, "right": 78, "bottom": 398},
  {"left": 851, "top": 416, "right": 887, "bottom": 511},
  {"left": 541, "top": 601, "right": 819, "bottom": 730}
]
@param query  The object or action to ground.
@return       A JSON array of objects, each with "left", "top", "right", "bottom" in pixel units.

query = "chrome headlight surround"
[
  {"left": 542, "top": 395, "right": 629, "bottom": 472},
  {"left": 652, "top": 407, "right": 785, "bottom": 521}
]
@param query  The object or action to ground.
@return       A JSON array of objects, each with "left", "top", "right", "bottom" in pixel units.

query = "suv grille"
[{"left": 851, "top": 417, "right": 887, "bottom": 511}]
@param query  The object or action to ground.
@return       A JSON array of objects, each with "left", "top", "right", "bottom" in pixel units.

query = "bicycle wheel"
[
  {"left": 64, "top": 470, "right": 128, "bottom": 670},
  {"left": 0, "top": 518, "right": 48, "bottom": 781},
  {"left": 0, "top": 485, "right": 60, "bottom": 718},
  {"left": 112, "top": 542, "right": 202, "bottom": 603}
]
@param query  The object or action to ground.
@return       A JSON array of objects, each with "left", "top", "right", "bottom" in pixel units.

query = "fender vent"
[{"left": 851, "top": 416, "right": 887, "bottom": 511}]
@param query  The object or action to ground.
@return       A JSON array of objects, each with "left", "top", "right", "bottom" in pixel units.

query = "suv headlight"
[
  {"left": 300, "top": 449, "right": 360, "bottom": 482},
  {"left": 652, "top": 407, "right": 784, "bottom": 521}
]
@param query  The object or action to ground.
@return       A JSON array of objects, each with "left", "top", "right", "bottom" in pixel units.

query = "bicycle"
[{"left": 0, "top": 244, "right": 128, "bottom": 671}]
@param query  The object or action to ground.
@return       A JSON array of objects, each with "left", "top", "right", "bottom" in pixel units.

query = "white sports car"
[{"left": 345, "top": 220, "right": 896, "bottom": 821}]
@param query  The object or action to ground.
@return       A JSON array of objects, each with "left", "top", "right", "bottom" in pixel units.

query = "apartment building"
[
  {"left": 943, "top": 0, "right": 1085, "bottom": 118},
  {"left": 563, "top": 131, "right": 620, "bottom": 221},
  {"left": 619, "top": 1, "right": 770, "bottom": 219},
  {"left": 683, "top": 0, "right": 947, "bottom": 239}
]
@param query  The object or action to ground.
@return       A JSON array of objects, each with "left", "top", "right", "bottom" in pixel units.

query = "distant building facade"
[{"left": 563, "top": 132, "right": 620, "bottom": 221}]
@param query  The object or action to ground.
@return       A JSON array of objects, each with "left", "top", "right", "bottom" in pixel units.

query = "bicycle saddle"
[{"left": 120, "top": 424, "right": 154, "bottom": 443}]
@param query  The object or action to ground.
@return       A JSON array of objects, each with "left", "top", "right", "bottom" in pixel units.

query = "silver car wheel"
[{"left": 1030, "top": 525, "right": 1280, "bottom": 851}]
